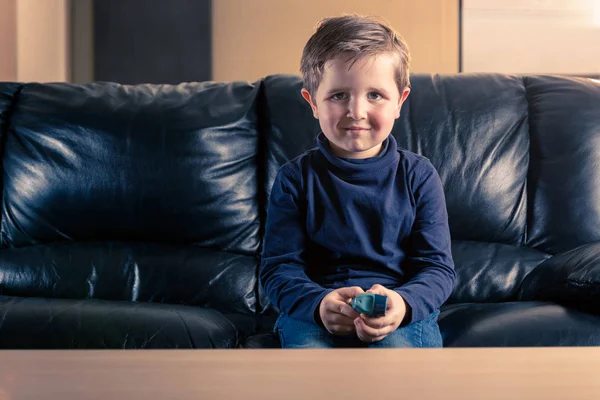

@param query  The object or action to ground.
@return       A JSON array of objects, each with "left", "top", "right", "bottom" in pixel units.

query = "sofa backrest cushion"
[
  {"left": 0, "top": 83, "right": 23, "bottom": 221},
  {"left": 525, "top": 76, "right": 600, "bottom": 254},
  {"left": 3, "top": 82, "right": 261, "bottom": 254},
  {"left": 0, "top": 83, "right": 22, "bottom": 139},
  {"left": 260, "top": 73, "right": 536, "bottom": 306},
  {"left": 261, "top": 74, "right": 529, "bottom": 246}
]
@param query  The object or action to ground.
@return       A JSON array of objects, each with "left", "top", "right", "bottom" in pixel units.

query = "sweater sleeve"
[
  {"left": 259, "top": 165, "right": 333, "bottom": 325},
  {"left": 394, "top": 160, "right": 456, "bottom": 324}
]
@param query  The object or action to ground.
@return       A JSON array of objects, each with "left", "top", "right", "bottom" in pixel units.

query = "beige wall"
[
  {"left": 0, "top": 0, "right": 17, "bottom": 81},
  {"left": 16, "top": 0, "right": 69, "bottom": 82},
  {"left": 4, "top": 1, "right": 459, "bottom": 84},
  {"left": 463, "top": 0, "right": 600, "bottom": 74},
  {"left": 212, "top": 0, "right": 459, "bottom": 82}
]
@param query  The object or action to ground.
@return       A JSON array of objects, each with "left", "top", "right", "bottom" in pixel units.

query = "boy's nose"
[{"left": 346, "top": 98, "right": 367, "bottom": 120}]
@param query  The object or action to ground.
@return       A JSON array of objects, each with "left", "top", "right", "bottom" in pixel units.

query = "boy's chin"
[{"left": 338, "top": 144, "right": 382, "bottom": 159}]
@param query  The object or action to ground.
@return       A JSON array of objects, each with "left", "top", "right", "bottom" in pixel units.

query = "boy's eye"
[
  {"left": 331, "top": 93, "right": 347, "bottom": 100},
  {"left": 367, "top": 92, "right": 383, "bottom": 100}
]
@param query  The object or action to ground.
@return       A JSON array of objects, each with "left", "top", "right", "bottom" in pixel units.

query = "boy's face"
[{"left": 301, "top": 52, "right": 410, "bottom": 159}]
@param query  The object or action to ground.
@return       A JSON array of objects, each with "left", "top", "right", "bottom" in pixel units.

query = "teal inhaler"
[{"left": 350, "top": 293, "right": 387, "bottom": 317}]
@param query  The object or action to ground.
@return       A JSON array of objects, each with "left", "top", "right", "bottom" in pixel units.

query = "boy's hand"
[
  {"left": 354, "top": 284, "right": 407, "bottom": 343},
  {"left": 319, "top": 287, "right": 364, "bottom": 336}
]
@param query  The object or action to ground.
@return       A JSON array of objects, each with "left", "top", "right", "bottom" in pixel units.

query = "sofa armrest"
[{"left": 518, "top": 242, "right": 600, "bottom": 312}]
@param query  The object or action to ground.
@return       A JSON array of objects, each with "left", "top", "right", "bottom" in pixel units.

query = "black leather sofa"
[{"left": 0, "top": 74, "right": 599, "bottom": 348}]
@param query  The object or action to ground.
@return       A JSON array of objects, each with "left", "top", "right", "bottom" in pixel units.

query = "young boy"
[{"left": 260, "top": 15, "right": 456, "bottom": 348}]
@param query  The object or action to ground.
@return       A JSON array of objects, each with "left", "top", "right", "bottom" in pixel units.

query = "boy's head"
[
  {"left": 300, "top": 15, "right": 412, "bottom": 159},
  {"left": 300, "top": 15, "right": 411, "bottom": 96}
]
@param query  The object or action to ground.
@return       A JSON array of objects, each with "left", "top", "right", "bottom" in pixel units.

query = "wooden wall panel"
[{"left": 213, "top": 0, "right": 459, "bottom": 82}]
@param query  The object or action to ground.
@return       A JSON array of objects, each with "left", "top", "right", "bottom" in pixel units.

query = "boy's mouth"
[{"left": 343, "top": 126, "right": 370, "bottom": 131}]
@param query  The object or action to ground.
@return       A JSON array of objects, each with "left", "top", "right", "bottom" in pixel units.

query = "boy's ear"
[
  {"left": 301, "top": 88, "right": 319, "bottom": 119},
  {"left": 395, "top": 87, "right": 411, "bottom": 119}
]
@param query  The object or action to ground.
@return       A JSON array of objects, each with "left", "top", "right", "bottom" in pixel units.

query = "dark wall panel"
[{"left": 94, "top": 0, "right": 211, "bottom": 84}]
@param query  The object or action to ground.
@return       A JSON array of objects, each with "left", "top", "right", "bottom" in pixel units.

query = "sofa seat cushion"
[
  {"left": 519, "top": 242, "right": 600, "bottom": 312},
  {"left": 448, "top": 241, "right": 550, "bottom": 304},
  {"left": 440, "top": 301, "right": 600, "bottom": 347},
  {"left": 234, "top": 300, "right": 600, "bottom": 348},
  {"left": 0, "top": 242, "right": 258, "bottom": 315},
  {"left": 0, "top": 296, "right": 240, "bottom": 349}
]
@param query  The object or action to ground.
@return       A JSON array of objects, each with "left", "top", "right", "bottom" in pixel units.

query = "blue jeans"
[{"left": 275, "top": 310, "right": 442, "bottom": 348}]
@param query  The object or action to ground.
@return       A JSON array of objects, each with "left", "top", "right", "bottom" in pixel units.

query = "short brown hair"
[{"left": 300, "top": 14, "right": 411, "bottom": 95}]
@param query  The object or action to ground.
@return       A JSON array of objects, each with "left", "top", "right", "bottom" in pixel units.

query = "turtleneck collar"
[{"left": 316, "top": 132, "right": 399, "bottom": 176}]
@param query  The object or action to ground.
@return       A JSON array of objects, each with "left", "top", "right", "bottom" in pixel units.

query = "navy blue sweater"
[{"left": 260, "top": 133, "right": 455, "bottom": 325}]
